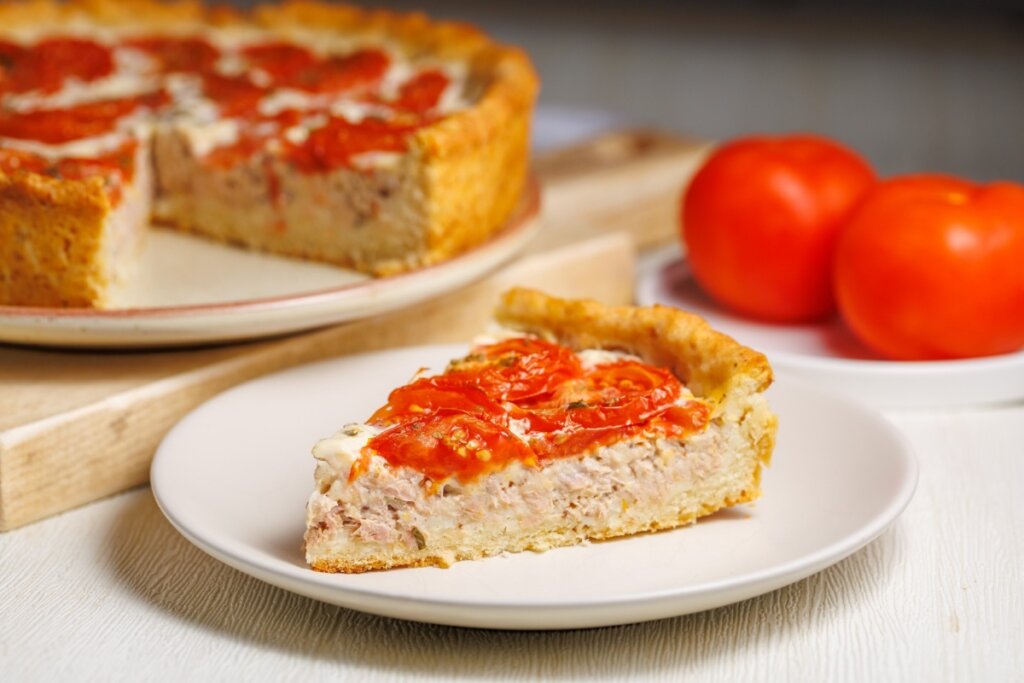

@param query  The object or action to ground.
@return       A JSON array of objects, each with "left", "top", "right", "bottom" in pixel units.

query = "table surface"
[
  {"left": 3, "top": 110, "right": 1023, "bottom": 680},
  {"left": 2, "top": 383, "right": 1022, "bottom": 681}
]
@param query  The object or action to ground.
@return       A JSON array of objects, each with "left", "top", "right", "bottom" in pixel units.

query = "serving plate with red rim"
[
  {"left": 151, "top": 343, "right": 918, "bottom": 630},
  {"left": 0, "top": 177, "right": 538, "bottom": 349},
  {"left": 636, "top": 244, "right": 1024, "bottom": 409}
]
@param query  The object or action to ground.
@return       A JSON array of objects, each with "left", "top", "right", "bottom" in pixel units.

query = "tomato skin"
[
  {"left": 364, "top": 414, "right": 535, "bottom": 485},
  {"left": 393, "top": 69, "right": 449, "bottom": 113},
  {"left": 446, "top": 337, "right": 583, "bottom": 402},
  {"left": 519, "top": 360, "right": 681, "bottom": 432},
  {"left": 287, "top": 49, "right": 390, "bottom": 94},
  {"left": 834, "top": 175, "right": 1024, "bottom": 360},
  {"left": 682, "top": 135, "right": 876, "bottom": 322},
  {"left": 123, "top": 36, "right": 220, "bottom": 74},
  {"left": 0, "top": 90, "right": 168, "bottom": 144},
  {"left": 367, "top": 375, "right": 508, "bottom": 427}
]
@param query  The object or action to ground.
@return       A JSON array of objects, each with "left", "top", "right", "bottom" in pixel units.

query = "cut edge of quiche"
[{"left": 303, "top": 288, "right": 778, "bottom": 573}]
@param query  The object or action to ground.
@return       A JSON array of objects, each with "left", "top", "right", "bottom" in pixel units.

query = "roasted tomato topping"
[
  {"left": 0, "top": 141, "right": 137, "bottom": 205},
  {"left": 0, "top": 90, "right": 168, "bottom": 144},
  {"left": 283, "top": 116, "right": 419, "bottom": 172},
  {"left": 1, "top": 37, "right": 113, "bottom": 94},
  {"left": 393, "top": 68, "right": 449, "bottom": 113},
  {"left": 123, "top": 36, "right": 220, "bottom": 73},
  {"left": 201, "top": 72, "right": 269, "bottom": 118},
  {"left": 0, "top": 147, "right": 50, "bottom": 175},
  {"left": 363, "top": 414, "right": 536, "bottom": 485},
  {"left": 446, "top": 337, "right": 584, "bottom": 402},
  {"left": 241, "top": 42, "right": 317, "bottom": 83},
  {"left": 368, "top": 375, "right": 508, "bottom": 427},
  {"left": 0, "top": 41, "right": 27, "bottom": 93},
  {"left": 360, "top": 339, "right": 711, "bottom": 486},
  {"left": 517, "top": 360, "right": 682, "bottom": 431},
  {"left": 287, "top": 48, "right": 390, "bottom": 94}
]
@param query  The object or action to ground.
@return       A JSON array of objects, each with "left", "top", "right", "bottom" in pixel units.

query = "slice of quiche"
[{"left": 304, "top": 288, "right": 778, "bottom": 572}]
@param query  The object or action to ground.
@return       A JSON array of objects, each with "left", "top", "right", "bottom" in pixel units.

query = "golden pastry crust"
[
  {"left": 0, "top": 0, "right": 539, "bottom": 303},
  {"left": 0, "top": 172, "right": 113, "bottom": 308},
  {"left": 495, "top": 287, "right": 777, "bottom": 465}
]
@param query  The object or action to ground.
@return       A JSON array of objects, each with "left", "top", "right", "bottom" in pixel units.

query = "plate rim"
[
  {"left": 151, "top": 344, "right": 919, "bottom": 628},
  {"left": 0, "top": 177, "right": 539, "bottom": 321}
]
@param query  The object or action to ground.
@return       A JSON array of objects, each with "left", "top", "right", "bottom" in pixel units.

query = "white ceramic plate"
[
  {"left": 151, "top": 343, "right": 918, "bottom": 630},
  {"left": 637, "top": 245, "right": 1024, "bottom": 409},
  {"left": 0, "top": 181, "right": 538, "bottom": 349}
]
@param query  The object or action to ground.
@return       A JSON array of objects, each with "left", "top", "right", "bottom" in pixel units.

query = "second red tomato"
[{"left": 682, "top": 135, "right": 876, "bottom": 322}]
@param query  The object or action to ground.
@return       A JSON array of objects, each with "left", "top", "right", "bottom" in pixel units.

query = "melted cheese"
[
  {"left": 179, "top": 118, "right": 240, "bottom": 157},
  {"left": 0, "top": 130, "right": 134, "bottom": 158}
]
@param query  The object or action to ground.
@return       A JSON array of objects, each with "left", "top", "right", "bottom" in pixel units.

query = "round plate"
[
  {"left": 151, "top": 344, "right": 918, "bottom": 630},
  {"left": 0, "top": 180, "right": 538, "bottom": 349},
  {"left": 637, "top": 245, "right": 1024, "bottom": 409}
]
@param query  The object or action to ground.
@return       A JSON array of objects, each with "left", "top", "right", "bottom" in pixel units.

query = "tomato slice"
[
  {"left": 242, "top": 42, "right": 317, "bottom": 82},
  {"left": 0, "top": 142, "right": 137, "bottom": 205},
  {"left": 283, "top": 116, "right": 419, "bottom": 172},
  {"left": 363, "top": 413, "right": 535, "bottom": 484},
  {"left": 0, "top": 41, "right": 26, "bottom": 94},
  {"left": 286, "top": 49, "right": 390, "bottom": 94},
  {"left": 202, "top": 72, "right": 268, "bottom": 117},
  {"left": 0, "top": 148, "right": 50, "bottom": 175},
  {"left": 446, "top": 337, "right": 584, "bottom": 402},
  {"left": 56, "top": 143, "right": 135, "bottom": 180},
  {"left": 3, "top": 37, "right": 113, "bottom": 94},
  {"left": 0, "top": 90, "right": 168, "bottom": 144},
  {"left": 528, "top": 423, "right": 641, "bottom": 460},
  {"left": 393, "top": 69, "right": 450, "bottom": 113},
  {"left": 367, "top": 375, "right": 508, "bottom": 427},
  {"left": 518, "top": 360, "right": 682, "bottom": 432},
  {"left": 123, "top": 36, "right": 220, "bottom": 73}
]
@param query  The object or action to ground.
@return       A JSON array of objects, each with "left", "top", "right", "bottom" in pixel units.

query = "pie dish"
[
  {"left": 0, "top": 0, "right": 538, "bottom": 307},
  {"left": 304, "top": 288, "right": 778, "bottom": 572}
]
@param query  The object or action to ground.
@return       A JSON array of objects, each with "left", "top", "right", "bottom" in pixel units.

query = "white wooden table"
[{"left": 2, "top": 394, "right": 1021, "bottom": 681}]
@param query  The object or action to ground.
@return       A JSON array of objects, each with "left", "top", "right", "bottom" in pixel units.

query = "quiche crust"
[
  {"left": 304, "top": 290, "right": 778, "bottom": 573},
  {"left": 0, "top": 0, "right": 538, "bottom": 304},
  {"left": 0, "top": 172, "right": 112, "bottom": 308}
]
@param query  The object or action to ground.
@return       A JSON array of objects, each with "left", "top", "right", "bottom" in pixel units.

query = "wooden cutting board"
[{"left": 0, "top": 130, "right": 711, "bottom": 531}]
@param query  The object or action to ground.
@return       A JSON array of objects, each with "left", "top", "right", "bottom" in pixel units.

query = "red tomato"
[
  {"left": 682, "top": 134, "right": 876, "bottom": 322},
  {"left": 834, "top": 175, "right": 1024, "bottom": 360}
]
